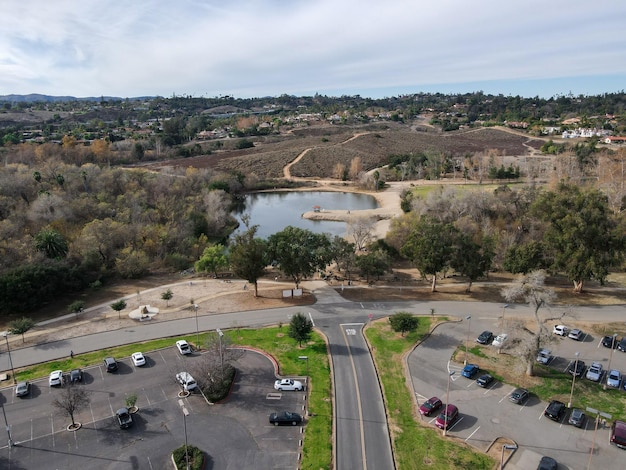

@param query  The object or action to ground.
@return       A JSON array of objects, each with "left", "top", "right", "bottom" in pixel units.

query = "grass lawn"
[{"left": 365, "top": 317, "right": 494, "bottom": 470}]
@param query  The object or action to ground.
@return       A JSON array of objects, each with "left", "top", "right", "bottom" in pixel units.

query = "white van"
[{"left": 176, "top": 372, "right": 197, "bottom": 391}]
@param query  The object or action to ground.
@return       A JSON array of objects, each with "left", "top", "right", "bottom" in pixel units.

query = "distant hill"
[{"left": 0, "top": 94, "right": 154, "bottom": 103}]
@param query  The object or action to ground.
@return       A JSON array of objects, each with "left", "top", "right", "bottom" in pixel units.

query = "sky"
[{"left": 1, "top": 1, "right": 625, "bottom": 100}]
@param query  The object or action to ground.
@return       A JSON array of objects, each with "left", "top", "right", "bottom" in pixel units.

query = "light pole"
[
  {"left": 604, "top": 334, "right": 618, "bottom": 390},
  {"left": 1, "top": 401, "right": 14, "bottom": 448},
  {"left": 500, "top": 304, "right": 509, "bottom": 333},
  {"left": 464, "top": 315, "right": 472, "bottom": 365},
  {"left": 193, "top": 304, "right": 200, "bottom": 351},
  {"left": 568, "top": 352, "right": 580, "bottom": 408},
  {"left": 216, "top": 328, "right": 224, "bottom": 373},
  {"left": 299, "top": 355, "right": 309, "bottom": 376},
  {"left": 586, "top": 407, "right": 612, "bottom": 470},
  {"left": 500, "top": 444, "right": 517, "bottom": 470},
  {"left": 443, "top": 371, "right": 455, "bottom": 436},
  {"left": 2, "top": 332, "right": 16, "bottom": 384},
  {"left": 178, "top": 399, "right": 190, "bottom": 470}
]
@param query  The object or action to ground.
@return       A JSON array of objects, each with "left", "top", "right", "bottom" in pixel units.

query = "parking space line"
[
  {"left": 415, "top": 392, "right": 428, "bottom": 401},
  {"left": 143, "top": 387, "right": 152, "bottom": 406},
  {"left": 447, "top": 416, "right": 463, "bottom": 432},
  {"left": 465, "top": 426, "right": 480, "bottom": 442}
]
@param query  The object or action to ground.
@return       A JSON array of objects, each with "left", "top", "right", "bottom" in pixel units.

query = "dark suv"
[
  {"left": 610, "top": 420, "right": 626, "bottom": 449},
  {"left": 567, "top": 360, "right": 586, "bottom": 377},
  {"left": 103, "top": 357, "right": 118, "bottom": 372},
  {"left": 544, "top": 400, "right": 566, "bottom": 422},
  {"left": 619, "top": 338, "right": 626, "bottom": 352}
]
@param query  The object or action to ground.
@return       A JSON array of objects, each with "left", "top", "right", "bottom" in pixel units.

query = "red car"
[
  {"left": 435, "top": 404, "right": 459, "bottom": 430},
  {"left": 419, "top": 397, "right": 443, "bottom": 416}
]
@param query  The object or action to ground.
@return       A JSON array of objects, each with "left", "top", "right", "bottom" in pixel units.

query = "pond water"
[{"left": 234, "top": 191, "right": 378, "bottom": 239}]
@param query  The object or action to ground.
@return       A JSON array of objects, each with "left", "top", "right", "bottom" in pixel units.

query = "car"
[
  {"left": 15, "top": 381, "right": 30, "bottom": 397},
  {"left": 69, "top": 368, "right": 83, "bottom": 383},
  {"left": 610, "top": 420, "right": 626, "bottom": 449},
  {"left": 537, "top": 456, "right": 558, "bottom": 470},
  {"left": 476, "top": 331, "right": 493, "bottom": 345},
  {"left": 544, "top": 400, "right": 566, "bottom": 421},
  {"left": 619, "top": 337, "right": 626, "bottom": 352},
  {"left": 131, "top": 352, "right": 146, "bottom": 367},
  {"left": 116, "top": 407, "right": 133, "bottom": 429},
  {"left": 553, "top": 325, "right": 568, "bottom": 336},
  {"left": 49, "top": 370, "right": 64, "bottom": 386},
  {"left": 568, "top": 408, "right": 586, "bottom": 428},
  {"left": 476, "top": 374, "right": 494, "bottom": 388},
  {"left": 435, "top": 404, "right": 459, "bottom": 430},
  {"left": 585, "top": 362, "right": 603, "bottom": 382},
  {"left": 176, "top": 340, "right": 192, "bottom": 355},
  {"left": 536, "top": 349, "right": 552, "bottom": 364},
  {"left": 269, "top": 411, "right": 303, "bottom": 426},
  {"left": 419, "top": 397, "right": 443, "bottom": 416},
  {"left": 462, "top": 364, "right": 479, "bottom": 378},
  {"left": 274, "top": 378, "right": 304, "bottom": 391},
  {"left": 568, "top": 328, "right": 583, "bottom": 341},
  {"left": 509, "top": 388, "right": 529, "bottom": 404},
  {"left": 103, "top": 357, "right": 118, "bottom": 372},
  {"left": 176, "top": 372, "right": 197, "bottom": 391},
  {"left": 492, "top": 333, "right": 508, "bottom": 348},
  {"left": 567, "top": 360, "right": 586, "bottom": 378},
  {"left": 602, "top": 335, "right": 618, "bottom": 348},
  {"left": 607, "top": 369, "right": 622, "bottom": 388}
]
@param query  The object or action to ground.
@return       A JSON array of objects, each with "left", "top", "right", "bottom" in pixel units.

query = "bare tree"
[
  {"left": 347, "top": 215, "right": 375, "bottom": 251},
  {"left": 52, "top": 383, "right": 91, "bottom": 428},
  {"left": 501, "top": 270, "right": 556, "bottom": 376}
]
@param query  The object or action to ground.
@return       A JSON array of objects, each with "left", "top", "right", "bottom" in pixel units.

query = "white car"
[
  {"left": 553, "top": 325, "right": 568, "bottom": 336},
  {"left": 49, "top": 370, "right": 64, "bottom": 386},
  {"left": 492, "top": 334, "right": 508, "bottom": 348},
  {"left": 176, "top": 340, "right": 192, "bottom": 355},
  {"left": 274, "top": 378, "right": 304, "bottom": 391},
  {"left": 586, "top": 362, "right": 603, "bottom": 382},
  {"left": 176, "top": 372, "right": 197, "bottom": 391},
  {"left": 131, "top": 352, "right": 146, "bottom": 366}
]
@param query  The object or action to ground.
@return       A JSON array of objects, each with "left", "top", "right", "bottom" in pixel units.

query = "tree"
[
  {"left": 8, "top": 317, "right": 35, "bottom": 343},
  {"left": 389, "top": 312, "right": 419, "bottom": 336},
  {"left": 356, "top": 249, "right": 392, "bottom": 282},
  {"left": 195, "top": 244, "right": 229, "bottom": 278},
  {"left": 400, "top": 217, "right": 458, "bottom": 292},
  {"left": 110, "top": 299, "right": 127, "bottom": 319},
  {"left": 228, "top": 223, "right": 268, "bottom": 297},
  {"left": 503, "top": 241, "right": 547, "bottom": 275},
  {"left": 34, "top": 228, "right": 69, "bottom": 259},
  {"left": 288, "top": 312, "right": 313, "bottom": 347},
  {"left": 52, "top": 383, "right": 91, "bottom": 428},
  {"left": 161, "top": 289, "right": 173, "bottom": 306},
  {"left": 501, "top": 270, "right": 556, "bottom": 376},
  {"left": 331, "top": 236, "right": 356, "bottom": 281},
  {"left": 346, "top": 216, "right": 375, "bottom": 251},
  {"left": 267, "top": 226, "right": 333, "bottom": 289},
  {"left": 451, "top": 233, "right": 494, "bottom": 292},
  {"left": 532, "top": 183, "right": 624, "bottom": 292}
]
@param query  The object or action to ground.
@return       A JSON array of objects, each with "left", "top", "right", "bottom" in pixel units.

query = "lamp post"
[
  {"left": 464, "top": 315, "right": 472, "bottom": 365},
  {"left": 299, "top": 355, "right": 309, "bottom": 376},
  {"left": 604, "top": 334, "right": 618, "bottom": 390},
  {"left": 178, "top": 399, "right": 190, "bottom": 470},
  {"left": 586, "top": 407, "right": 612, "bottom": 470},
  {"left": 500, "top": 444, "right": 517, "bottom": 470},
  {"left": 1, "top": 401, "right": 14, "bottom": 448},
  {"left": 216, "top": 328, "right": 224, "bottom": 373},
  {"left": 2, "top": 332, "right": 16, "bottom": 384},
  {"left": 193, "top": 304, "right": 200, "bottom": 351},
  {"left": 500, "top": 304, "right": 509, "bottom": 333},
  {"left": 568, "top": 352, "right": 580, "bottom": 408},
  {"left": 443, "top": 371, "right": 455, "bottom": 436}
]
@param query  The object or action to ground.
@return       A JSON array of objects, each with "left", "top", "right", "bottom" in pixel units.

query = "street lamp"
[
  {"left": 586, "top": 407, "right": 612, "bottom": 470},
  {"left": 604, "top": 333, "right": 618, "bottom": 390},
  {"left": 500, "top": 444, "right": 518, "bottom": 470},
  {"left": 178, "top": 399, "right": 190, "bottom": 470},
  {"left": 299, "top": 355, "right": 309, "bottom": 376},
  {"left": 193, "top": 304, "right": 200, "bottom": 351},
  {"left": 500, "top": 304, "right": 509, "bottom": 333},
  {"left": 443, "top": 371, "right": 455, "bottom": 436},
  {"left": 216, "top": 328, "right": 224, "bottom": 372},
  {"left": 568, "top": 352, "right": 580, "bottom": 408},
  {"left": 464, "top": 315, "right": 472, "bottom": 365},
  {"left": 1, "top": 401, "right": 14, "bottom": 448},
  {"left": 2, "top": 332, "right": 16, "bottom": 384}
]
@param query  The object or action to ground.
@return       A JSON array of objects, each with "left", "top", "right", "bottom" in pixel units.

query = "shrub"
[
  {"left": 172, "top": 444, "right": 204, "bottom": 470},
  {"left": 389, "top": 312, "right": 419, "bottom": 336}
]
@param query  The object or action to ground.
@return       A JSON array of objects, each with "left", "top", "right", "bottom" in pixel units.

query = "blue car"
[{"left": 462, "top": 364, "right": 479, "bottom": 378}]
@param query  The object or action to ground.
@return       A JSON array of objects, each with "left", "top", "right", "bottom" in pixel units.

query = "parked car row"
[{"left": 475, "top": 330, "right": 507, "bottom": 348}]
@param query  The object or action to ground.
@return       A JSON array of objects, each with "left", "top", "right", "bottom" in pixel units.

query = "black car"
[
  {"left": 602, "top": 335, "right": 618, "bottom": 348},
  {"left": 269, "top": 411, "right": 303, "bottom": 426},
  {"left": 544, "top": 400, "right": 566, "bottom": 421},
  {"left": 619, "top": 338, "right": 626, "bottom": 352},
  {"left": 509, "top": 388, "right": 529, "bottom": 404},
  {"left": 476, "top": 331, "right": 493, "bottom": 345},
  {"left": 103, "top": 357, "right": 118, "bottom": 372},
  {"left": 70, "top": 368, "right": 83, "bottom": 383},
  {"left": 567, "top": 360, "right": 586, "bottom": 377},
  {"left": 476, "top": 374, "right": 494, "bottom": 388},
  {"left": 116, "top": 407, "right": 133, "bottom": 429},
  {"left": 537, "top": 456, "right": 558, "bottom": 470}
]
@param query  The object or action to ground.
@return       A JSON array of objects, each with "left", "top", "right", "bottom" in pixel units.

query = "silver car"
[
  {"left": 607, "top": 369, "right": 621, "bottom": 388},
  {"left": 585, "top": 362, "right": 602, "bottom": 382}
]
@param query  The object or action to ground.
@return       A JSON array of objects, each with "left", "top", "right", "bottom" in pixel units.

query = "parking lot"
[
  {"left": 0, "top": 346, "right": 305, "bottom": 469},
  {"left": 408, "top": 317, "right": 626, "bottom": 469}
]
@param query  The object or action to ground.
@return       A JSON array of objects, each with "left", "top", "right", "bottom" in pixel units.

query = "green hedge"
[{"left": 172, "top": 445, "right": 204, "bottom": 470}]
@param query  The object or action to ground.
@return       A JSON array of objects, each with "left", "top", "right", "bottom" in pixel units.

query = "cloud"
[{"left": 1, "top": 0, "right": 625, "bottom": 98}]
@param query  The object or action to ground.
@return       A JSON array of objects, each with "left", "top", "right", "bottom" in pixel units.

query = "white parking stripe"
[{"left": 465, "top": 426, "right": 480, "bottom": 441}]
